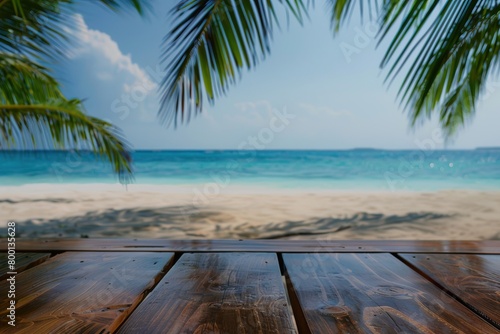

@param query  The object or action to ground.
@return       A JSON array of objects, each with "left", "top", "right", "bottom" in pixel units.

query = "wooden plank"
[
  {"left": 399, "top": 253, "right": 500, "bottom": 327},
  {"left": 0, "top": 252, "right": 174, "bottom": 333},
  {"left": 117, "top": 253, "right": 296, "bottom": 333},
  {"left": 2, "top": 238, "right": 499, "bottom": 254},
  {"left": 283, "top": 253, "right": 498, "bottom": 333},
  {"left": 0, "top": 253, "right": 50, "bottom": 280}
]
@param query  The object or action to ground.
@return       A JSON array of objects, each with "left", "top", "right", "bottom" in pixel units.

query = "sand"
[{"left": 1, "top": 184, "right": 499, "bottom": 240}]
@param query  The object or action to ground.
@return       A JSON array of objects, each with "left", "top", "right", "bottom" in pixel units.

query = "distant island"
[{"left": 476, "top": 147, "right": 500, "bottom": 151}]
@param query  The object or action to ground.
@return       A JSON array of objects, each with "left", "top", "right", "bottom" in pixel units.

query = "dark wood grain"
[
  {"left": 283, "top": 253, "right": 498, "bottom": 333},
  {"left": 2, "top": 238, "right": 499, "bottom": 253},
  {"left": 0, "top": 252, "right": 174, "bottom": 333},
  {"left": 399, "top": 253, "right": 500, "bottom": 327},
  {"left": 117, "top": 252, "right": 296, "bottom": 333},
  {"left": 0, "top": 253, "right": 50, "bottom": 280}
]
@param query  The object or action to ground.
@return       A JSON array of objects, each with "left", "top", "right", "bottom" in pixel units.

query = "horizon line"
[{"left": 1, "top": 147, "right": 500, "bottom": 152}]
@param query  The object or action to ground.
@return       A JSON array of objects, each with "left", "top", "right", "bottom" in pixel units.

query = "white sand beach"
[{"left": 1, "top": 184, "right": 499, "bottom": 240}]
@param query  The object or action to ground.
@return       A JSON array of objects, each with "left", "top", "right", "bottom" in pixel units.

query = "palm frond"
[
  {"left": 0, "top": 53, "right": 62, "bottom": 102},
  {"left": 0, "top": 100, "right": 133, "bottom": 183},
  {"left": 0, "top": 0, "right": 149, "bottom": 60},
  {"left": 0, "top": 0, "right": 70, "bottom": 59},
  {"left": 0, "top": 0, "right": 148, "bottom": 182},
  {"left": 0, "top": 52, "right": 133, "bottom": 182},
  {"left": 160, "top": 0, "right": 309, "bottom": 126},
  {"left": 328, "top": 0, "right": 500, "bottom": 136},
  {"left": 386, "top": 0, "right": 500, "bottom": 136}
]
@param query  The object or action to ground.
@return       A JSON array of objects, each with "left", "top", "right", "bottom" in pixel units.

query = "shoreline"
[
  {"left": 1, "top": 185, "right": 499, "bottom": 240},
  {"left": 3, "top": 182, "right": 500, "bottom": 193}
]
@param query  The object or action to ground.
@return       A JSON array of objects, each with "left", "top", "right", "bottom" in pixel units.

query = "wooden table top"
[{"left": 1, "top": 239, "right": 499, "bottom": 333}]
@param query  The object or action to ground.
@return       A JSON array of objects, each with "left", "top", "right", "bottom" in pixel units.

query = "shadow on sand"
[
  {"left": 0, "top": 198, "right": 75, "bottom": 204},
  {"left": 15, "top": 205, "right": 463, "bottom": 239}
]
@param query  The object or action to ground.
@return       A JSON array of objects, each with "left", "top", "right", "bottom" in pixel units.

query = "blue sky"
[{"left": 57, "top": 1, "right": 500, "bottom": 150}]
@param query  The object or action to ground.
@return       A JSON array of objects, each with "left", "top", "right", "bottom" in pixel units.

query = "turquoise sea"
[{"left": 1, "top": 150, "right": 500, "bottom": 191}]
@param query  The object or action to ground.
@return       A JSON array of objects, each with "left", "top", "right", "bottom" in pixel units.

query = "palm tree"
[
  {"left": 0, "top": 0, "right": 148, "bottom": 183},
  {"left": 162, "top": 0, "right": 500, "bottom": 136}
]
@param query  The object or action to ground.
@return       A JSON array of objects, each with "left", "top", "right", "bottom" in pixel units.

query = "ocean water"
[{"left": 1, "top": 150, "right": 500, "bottom": 191}]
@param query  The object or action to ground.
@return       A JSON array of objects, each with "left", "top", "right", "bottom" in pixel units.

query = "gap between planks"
[
  {"left": 278, "top": 253, "right": 312, "bottom": 334},
  {"left": 112, "top": 252, "right": 183, "bottom": 333},
  {"left": 277, "top": 253, "right": 303, "bottom": 334},
  {"left": 392, "top": 253, "right": 500, "bottom": 331}
]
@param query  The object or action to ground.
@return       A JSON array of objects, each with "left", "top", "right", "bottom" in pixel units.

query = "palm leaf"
[
  {"left": 0, "top": 0, "right": 150, "bottom": 60},
  {"left": 160, "top": 0, "right": 309, "bottom": 126},
  {"left": 0, "top": 0, "right": 149, "bottom": 182},
  {"left": 0, "top": 0, "right": 70, "bottom": 60},
  {"left": 329, "top": 0, "right": 500, "bottom": 136},
  {"left": 0, "top": 101, "right": 133, "bottom": 182},
  {"left": 0, "top": 53, "right": 62, "bottom": 102},
  {"left": 0, "top": 53, "right": 133, "bottom": 182}
]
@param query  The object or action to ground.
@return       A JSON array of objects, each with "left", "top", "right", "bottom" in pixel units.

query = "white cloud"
[{"left": 69, "top": 14, "right": 156, "bottom": 93}]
